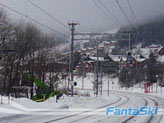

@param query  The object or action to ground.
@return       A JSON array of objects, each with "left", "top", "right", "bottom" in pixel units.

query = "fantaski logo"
[{"left": 106, "top": 106, "right": 158, "bottom": 116}]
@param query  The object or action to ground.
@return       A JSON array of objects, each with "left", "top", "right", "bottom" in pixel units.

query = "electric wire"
[
  {"left": 0, "top": 3, "right": 69, "bottom": 38},
  {"left": 27, "top": 0, "right": 69, "bottom": 30},
  {"left": 28, "top": 0, "right": 87, "bottom": 36},
  {"left": 92, "top": 0, "right": 120, "bottom": 27},
  {"left": 25, "top": 0, "right": 27, "bottom": 16},
  {"left": 127, "top": 0, "right": 140, "bottom": 27},
  {"left": 116, "top": 0, "right": 135, "bottom": 29},
  {"left": 98, "top": 0, "right": 122, "bottom": 27},
  {"left": 28, "top": 0, "right": 85, "bottom": 35}
]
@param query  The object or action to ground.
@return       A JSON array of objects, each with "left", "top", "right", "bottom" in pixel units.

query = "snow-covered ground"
[
  {"left": 0, "top": 94, "right": 120, "bottom": 122},
  {"left": 0, "top": 73, "right": 164, "bottom": 123}
]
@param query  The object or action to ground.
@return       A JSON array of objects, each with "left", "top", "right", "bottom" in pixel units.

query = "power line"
[
  {"left": 0, "top": 3, "right": 68, "bottom": 37},
  {"left": 25, "top": 0, "right": 27, "bottom": 16},
  {"left": 127, "top": 0, "right": 140, "bottom": 27},
  {"left": 116, "top": 0, "right": 135, "bottom": 29},
  {"left": 92, "top": 0, "right": 120, "bottom": 27},
  {"left": 28, "top": 0, "right": 83, "bottom": 34},
  {"left": 98, "top": 0, "right": 122, "bottom": 27},
  {"left": 28, "top": 0, "right": 70, "bottom": 30},
  {"left": 46, "top": 1, "right": 87, "bottom": 33}
]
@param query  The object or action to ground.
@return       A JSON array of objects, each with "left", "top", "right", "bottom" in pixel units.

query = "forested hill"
[{"left": 117, "top": 18, "right": 164, "bottom": 47}]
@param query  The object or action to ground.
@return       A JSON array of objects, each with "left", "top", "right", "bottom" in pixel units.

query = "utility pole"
[
  {"left": 82, "top": 58, "right": 84, "bottom": 90},
  {"left": 128, "top": 32, "right": 131, "bottom": 52},
  {"left": 108, "top": 81, "right": 109, "bottom": 96},
  {"left": 124, "top": 31, "right": 131, "bottom": 52},
  {"left": 96, "top": 46, "right": 99, "bottom": 95},
  {"left": 68, "top": 22, "right": 77, "bottom": 96},
  {"left": 126, "top": 72, "right": 128, "bottom": 88},
  {"left": 100, "top": 61, "right": 103, "bottom": 95}
]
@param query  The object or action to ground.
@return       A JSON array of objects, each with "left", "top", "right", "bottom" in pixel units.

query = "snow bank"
[
  {"left": 59, "top": 94, "right": 117, "bottom": 109},
  {"left": 10, "top": 97, "right": 68, "bottom": 112}
]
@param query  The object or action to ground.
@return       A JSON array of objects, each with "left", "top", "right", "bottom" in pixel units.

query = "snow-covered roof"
[
  {"left": 88, "top": 47, "right": 94, "bottom": 50},
  {"left": 157, "top": 55, "right": 164, "bottom": 63},
  {"left": 156, "top": 46, "right": 164, "bottom": 53},
  {"left": 90, "top": 56, "right": 104, "bottom": 61},
  {"left": 148, "top": 44, "right": 161, "bottom": 48},
  {"left": 139, "top": 48, "right": 151, "bottom": 58},
  {"left": 109, "top": 55, "right": 127, "bottom": 62},
  {"left": 139, "top": 45, "right": 164, "bottom": 58},
  {"left": 133, "top": 55, "right": 146, "bottom": 62},
  {"left": 136, "top": 58, "right": 146, "bottom": 62},
  {"left": 110, "top": 46, "right": 115, "bottom": 49},
  {"left": 98, "top": 42, "right": 104, "bottom": 47}
]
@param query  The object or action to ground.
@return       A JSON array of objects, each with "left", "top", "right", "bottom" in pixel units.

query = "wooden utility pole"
[{"left": 68, "top": 22, "right": 77, "bottom": 96}]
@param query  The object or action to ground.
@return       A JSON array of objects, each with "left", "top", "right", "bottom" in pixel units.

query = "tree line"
[
  {"left": 0, "top": 9, "right": 63, "bottom": 97},
  {"left": 119, "top": 54, "right": 164, "bottom": 87}
]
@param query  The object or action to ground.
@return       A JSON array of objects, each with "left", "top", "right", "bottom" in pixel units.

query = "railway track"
[
  {"left": 44, "top": 91, "right": 164, "bottom": 123},
  {"left": 120, "top": 93, "right": 162, "bottom": 123},
  {"left": 44, "top": 94, "right": 129, "bottom": 123},
  {"left": 69, "top": 94, "right": 130, "bottom": 123},
  {"left": 122, "top": 97, "right": 148, "bottom": 123},
  {"left": 2, "top": 90, "right": 163, "bottom": 123},
  {"left": 70, "top": 90, "right": 163, "bottom": 123}
]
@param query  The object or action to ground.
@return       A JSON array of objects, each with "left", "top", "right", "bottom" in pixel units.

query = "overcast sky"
[{"left": 0, "top": 0, "right": 164, "bottom": 36}]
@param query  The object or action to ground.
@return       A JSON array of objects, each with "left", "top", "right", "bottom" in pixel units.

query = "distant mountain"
[{"left": 117, "top": 17, "right": 164, "bottom": 47}]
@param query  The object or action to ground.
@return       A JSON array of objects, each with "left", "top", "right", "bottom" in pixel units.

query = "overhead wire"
[
  {"left": 0, "top": 3, "right": 69, "bottom": 38},
  {"left": 28, "top": 0, "right": 87, "bottom": 34},
  {"left": 92, "top": 0, "right": 120, "bottom": 27},
  {"left": 28, "top": 0, "right": 90, "bottom": 40},
  {"left": 116, "top": 0, "right": 135, "bottom": 29},
  {"left": 98, "top": 0, "right": 122, "bottom": 27},
  {"left": 27, "top": 0, "right": 69, "bottom": 30},
  {"left": 28, "top": 0, "right": 116, "bottom": 35},
  {"left": 25, "top": 0, "right": 27, "bottom": 16},
  {"left": 127, "top": 0, "right": 140, "bottom": 27}
]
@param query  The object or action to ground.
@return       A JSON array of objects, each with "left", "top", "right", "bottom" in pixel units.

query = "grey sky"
[{"left": 0, "top": 0, "right": 164, "bottom": 36}]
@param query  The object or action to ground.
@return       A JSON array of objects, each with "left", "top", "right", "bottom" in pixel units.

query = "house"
[
  {"left": 137, "top": 45, "right": 161, "bottom": 58},
  {"left": 82, "top": 55, "right": 119, "bottom": 74},
  {"left": 103, "top": 41, "right": 117, "bottom": 54},
  {"left": 139, "top": 48, "right": 152, "bottom": 59},
  {"left": 157, "top": 46, "right": 164, "bottom": 55}
]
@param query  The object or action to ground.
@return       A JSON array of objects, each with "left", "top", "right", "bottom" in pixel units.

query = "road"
[{"left": 0, "top": 91, "right": 163, "bottom": 123}]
